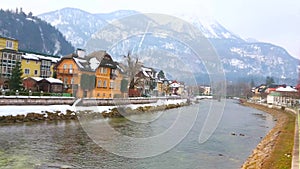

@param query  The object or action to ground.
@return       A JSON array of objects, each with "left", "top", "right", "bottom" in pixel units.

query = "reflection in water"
[{"left": 0, "top": 100, "right": 274, "bottom": 169}]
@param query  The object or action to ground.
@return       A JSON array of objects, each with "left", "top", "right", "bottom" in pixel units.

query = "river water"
[{"left": 0, "top": 100, "right": 274, "bottom": 169}]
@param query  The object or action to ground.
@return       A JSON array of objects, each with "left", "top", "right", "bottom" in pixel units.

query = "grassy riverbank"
[{"left": 241, "top": 102, "right": 296, "bottom": 169}]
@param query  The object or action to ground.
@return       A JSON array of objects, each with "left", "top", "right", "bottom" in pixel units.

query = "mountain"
[
  {"left": 38, "top": 8, "right": 299, "bottom": 84},
  {"left": 0, "top": 9, "right": 74, "bottom": 55},
  {"left": 39, "top": 8, "right": 139, "bottom": 48}
]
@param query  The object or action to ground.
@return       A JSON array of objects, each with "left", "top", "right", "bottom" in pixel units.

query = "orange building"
[{"left": 55, "top": 49, "right": 119, "bottom": 98}]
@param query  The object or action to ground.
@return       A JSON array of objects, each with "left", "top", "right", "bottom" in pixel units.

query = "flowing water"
[{"left": 0, "top": 100, "right": 275, "bottom": 169}]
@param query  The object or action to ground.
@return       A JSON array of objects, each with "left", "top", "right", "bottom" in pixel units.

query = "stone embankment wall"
[
  {"left": 0, "top": 96, "right": 75, "bottom": 105},
  {"left": 241, "top": 102, "right": 298, "bottom": 169},
  {"left": 0, "top": 110, "right": 77, "bottom": 123}
]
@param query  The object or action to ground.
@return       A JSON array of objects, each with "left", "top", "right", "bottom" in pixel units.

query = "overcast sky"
[{"left": 2, "top": 0, "right": 300, "bottom": 58}]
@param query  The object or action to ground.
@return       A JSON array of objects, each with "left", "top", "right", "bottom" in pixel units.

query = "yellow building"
[
  {"left": 21, "top": 51, "right": 60, "bottom": 78},
  {"left": 0, "top": 36, "right": 22, "bottom": 88}
]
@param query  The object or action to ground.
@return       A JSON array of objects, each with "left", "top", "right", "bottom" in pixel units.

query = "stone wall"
[{"left": 0, "top": 96, "right": 75, "bottom": 105}]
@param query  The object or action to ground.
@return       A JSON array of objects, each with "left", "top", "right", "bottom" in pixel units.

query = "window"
[
  {"left": 69, "top": 64, "right": 73, "bottom": 73},
  {"left": 112, "top": 69, "right": 117, "bottom": 75},
  {"left": 24, "top": 69, "right": 30, "bottom": 75},
  {"left": 103, "top": 80, "right": 107, "bottom": 88},
  {"left": 103, "top": 93, "right": 106, "bottom": 97},
  {"left": 34, "top": 70, "right": 38, "bottom": 75},
  {"left": 97, "top": 80, "right": 102, "bottom": 88},
  {"left": 7, "top": 67, "right": 12, "bottom": 74},
  {"left": 26, "top": 60, "right": 30, "bottom": 63},
  {"left": 3, "top": 53, "right": 7, "bottom": 59},
  {"left": 64, "top": 77, "right": 68, "bottom": 84},
  {"left": 71, "top": 78, "right": 74, "bottom": 84},
  {"left": 6, "top": 40, "right": 13, "bottom": 49},
  {"left": 63, "top": 64, "right": 67, "bottom": 70},
  {"left": 110, "top": 81, "right": 114, "bottom": 89},
  {"left": 36, "top": 60, "right": 38, "bottom": 64},
  {"left": 2, "top": 66, "right": 7, "bottom": 73},
  {"left": 97, "top": 93, "right": 100, "bottom": 97},
  {"left": 100, "top": 67, "right": 107, "bottom": 74}
]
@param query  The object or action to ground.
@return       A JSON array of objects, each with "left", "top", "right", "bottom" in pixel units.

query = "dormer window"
[{"left": 6, "top": 40, "right": 13, "bottom": 49}]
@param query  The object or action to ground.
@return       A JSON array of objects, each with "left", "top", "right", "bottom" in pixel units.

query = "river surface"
[{"left": 0, "top": 100, "right": 275, "bottom": 169}]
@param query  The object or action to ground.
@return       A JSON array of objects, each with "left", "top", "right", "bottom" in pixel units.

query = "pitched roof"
[
  {"left": 58, "top": 50, "right": 117, "bottom": 72},
  {"left": 24, "top": 77, "right": 43, "bottom": 82},
  {"left": 276, "top": 86, "right": 297, "bottom": 92},
  {"left": 44, "top": 78, "right": 63, "bottom": 84}
]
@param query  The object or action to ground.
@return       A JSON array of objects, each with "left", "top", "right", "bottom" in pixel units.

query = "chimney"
[{"left": 76, "top": 48, "right": 86, "bottom": 58}]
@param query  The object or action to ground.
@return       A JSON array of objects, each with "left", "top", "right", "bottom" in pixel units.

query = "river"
[{"left": 0, "top": 100, "right": 275, "bottom": 169}]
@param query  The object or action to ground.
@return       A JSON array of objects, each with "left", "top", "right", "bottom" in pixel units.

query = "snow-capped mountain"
[
  {"left": 38, "top": 8, "right": 299, "bottom": 84},
  {"left": 39, "top": 8, "right": 108, "bottom": 48}
]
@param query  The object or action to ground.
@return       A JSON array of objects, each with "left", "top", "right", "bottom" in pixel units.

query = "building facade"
[
  {"left": 21, "top": 51, "right": 59, "bottom": 79},
  {"left": 0, "top": 36, "right": 22, "bottom": 88},
  {"left": 55, "top": 50, "right": 119, "bottom": 98}
]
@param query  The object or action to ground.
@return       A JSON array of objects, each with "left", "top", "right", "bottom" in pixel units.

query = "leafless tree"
[{"left": 120, "top": 51, "right": 142, "bottom": 90}]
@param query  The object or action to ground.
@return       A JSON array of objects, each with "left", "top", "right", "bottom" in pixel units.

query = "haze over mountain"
[
  {"left": 37, "top": 8, "right": 299, "bottom": 84},
  {"left": 0, "top": 9, "right": 74, "bottom": 55}
]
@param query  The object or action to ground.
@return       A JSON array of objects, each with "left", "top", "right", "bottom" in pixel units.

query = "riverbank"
[
  {"left": 241, "top": 102, "right": 296, "bottom": 169},
  {"left": 0, "top": 98, "right": 189, "bottom": 123}
]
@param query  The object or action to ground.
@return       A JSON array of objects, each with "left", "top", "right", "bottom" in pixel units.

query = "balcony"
[{"left": 57, "top": 68, "right": 78, "bottom": 74}]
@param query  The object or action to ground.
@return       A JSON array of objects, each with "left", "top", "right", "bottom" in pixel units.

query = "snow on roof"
[
  {"left": 169, "top": 83, "right": 181, "bottom": 88},
  {"left": 22, "top": 53, "right": 60, "bottom": 63},
  {"left": 89, "top": 57, "right": 100, "bottom": 71},
  {"left": 45, "top": 78, "right": 63, "bottom": 84},
  {"left": 142, "top": 70, "right": 150, "bottom": 78},
  {"left": 73, "top": 57, "right": 87, "bottom": 69},
  {"left": 142, "top": 67, "right": 152, "bottom": 72},
  {"left": 25, "top": 77, "right": 43, "bottom": 81},
  {"left": 275, "top": 86, "right": 297, "bottom": 92},
  {"left": 22, "top": 53, "right": 39, "bottom": 60}
]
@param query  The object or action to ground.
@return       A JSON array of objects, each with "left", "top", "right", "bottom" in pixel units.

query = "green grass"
[{"left": 264, "top": 110, "right": 295, "bottom": 169}]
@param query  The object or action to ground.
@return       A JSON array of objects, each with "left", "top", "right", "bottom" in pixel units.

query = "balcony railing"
[{"left": 57, "top": 68, "right": 78, "bottom": 74}]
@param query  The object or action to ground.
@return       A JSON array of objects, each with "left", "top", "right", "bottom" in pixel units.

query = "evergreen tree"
[
  {"left": 158, "top": 70, "right": 165, "bottom": 80},
  {"left": 9, "top": 62, "right": 23, "bottom": 91},
  {"left": 266, "top": 76, "right": 275, "bottom": 85}
]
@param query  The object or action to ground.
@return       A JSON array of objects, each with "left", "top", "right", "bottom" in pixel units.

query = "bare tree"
[{"left": 120, "top": 51, "right": 142, "bottom": 90}]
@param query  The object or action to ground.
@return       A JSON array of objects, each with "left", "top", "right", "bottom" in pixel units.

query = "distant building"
[
  {"left": 0, "top": 36, "right": 22, "bottom": 88},
  {"left": 134, "top": 66, "right": 156, "bottom": 96}
]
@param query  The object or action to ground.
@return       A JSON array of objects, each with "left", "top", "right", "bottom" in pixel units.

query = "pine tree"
[
  {"left": 9, "top": 61, "right": 23, "bottom": 91},
  {"left": 266, "top": 76, "right": 275, "bottom": 85},
  {"left": 158, "top": 70, "right": 165, "bottom": 80}
]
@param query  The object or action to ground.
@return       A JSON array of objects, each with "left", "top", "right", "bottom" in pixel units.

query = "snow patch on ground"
[
  {"left": 0, "top": 99, "right": 187, "bottom": 116},
  {"left": 0, "top": 105, "right": 74, "bottom": 116}
]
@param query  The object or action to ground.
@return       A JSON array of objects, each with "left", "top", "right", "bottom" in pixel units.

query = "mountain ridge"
[
  {"left": 38, "top": 8, "right": 299, "bottom": 84},
  {"left": 0, "top": 9, "right": 74, "bottom": 55}
]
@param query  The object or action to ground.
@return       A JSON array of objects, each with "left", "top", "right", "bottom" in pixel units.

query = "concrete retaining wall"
[{"left": 0, "top": 96, "right": 75, "bottom": 105}]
